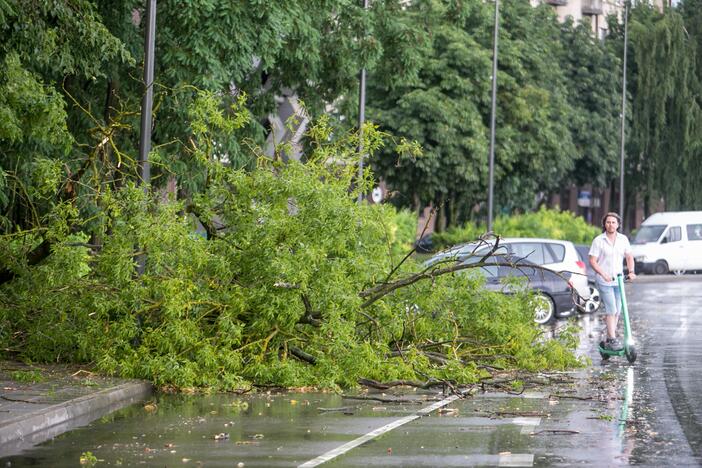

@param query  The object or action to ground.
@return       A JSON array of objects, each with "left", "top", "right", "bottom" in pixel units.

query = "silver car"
[{"left": 425, "top": 237, "right": 593, "bottom": 313}]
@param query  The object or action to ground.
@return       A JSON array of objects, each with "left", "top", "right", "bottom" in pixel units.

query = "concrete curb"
[{"left": 0, "top": 381, "right": 152, "bottom": 454}]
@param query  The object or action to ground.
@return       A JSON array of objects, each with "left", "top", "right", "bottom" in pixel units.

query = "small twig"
[
  {"left": 382, "top": 206, "right": 437, "bottom": 284},
  {"left": 358, "top": 378, "right": 445, "bottom": 390},
  {"left": 531, "top": 429, "right": 580, "bottom": 435},
  {"left": 317, "top": 406, "right": 357, "bottom": 413},
  {"left": 64, "top": 242, "right": 103, "bottom": 250},
  {"left": 549, "top": 393, "right": 593, "bottom": 401},
  {"left": 1, "top": 396, "right": 42, "bottom": 404},
  {"left": 341, "top": 394, "right": 426, "bottom": 404},
  {"left": 494, "top": 411, "right": 546, "bottom": 417}
]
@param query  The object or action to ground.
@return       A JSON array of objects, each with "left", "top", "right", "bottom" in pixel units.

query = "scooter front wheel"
[{"left": 625, "top": 345, "right": 637, "bottom": 363}]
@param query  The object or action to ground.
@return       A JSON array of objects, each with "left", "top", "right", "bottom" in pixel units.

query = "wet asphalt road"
[
  {"left": 320, "top": 275, "right": 702, "bottom": 467},
  {"left": 621, "top": 274, "right": 702, "bottom": 466}
]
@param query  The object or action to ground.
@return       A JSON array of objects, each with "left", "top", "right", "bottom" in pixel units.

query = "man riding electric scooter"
[{"left": 589, "top": 212, "right": 636, "bottom": 352}]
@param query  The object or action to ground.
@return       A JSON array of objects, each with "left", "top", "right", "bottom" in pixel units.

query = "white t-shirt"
[{"left": 589, "top": 232, "right": 632, "bottom": 286}]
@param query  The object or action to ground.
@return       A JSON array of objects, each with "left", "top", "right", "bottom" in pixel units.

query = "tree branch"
[
  {"left": 289, "top": 345, "right": 317, "bottom": 364},
  {"left": 358, "top": 377, "right": 446, "bottom": 390},
  {"left": 297, "top": 294, "right": 322, "bottom": 327}
]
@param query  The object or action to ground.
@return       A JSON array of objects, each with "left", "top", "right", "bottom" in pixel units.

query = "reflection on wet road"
[{"left": 623, "top": 275, "right": 702, "bottom": 466}]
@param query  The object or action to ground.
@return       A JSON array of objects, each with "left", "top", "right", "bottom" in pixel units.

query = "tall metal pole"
[
  {"left": 619, "top": 1, "right": 628, "bottom": 219},
  {"left": 487, "top": 0, "right": 499, "bottom": 232},
  {"left": 139, "top": 0, "right": 157, "bottom": 188},
  {"left": 357, "top": 0, "right": 369, "bottom": 204},
  {"left": 136, "top": 0, "right": 156, "bottom": 278}
]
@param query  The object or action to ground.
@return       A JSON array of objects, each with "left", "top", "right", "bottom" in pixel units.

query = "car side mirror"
[{"left": 660, "top": 237, "right": 668, "bottom": 244}]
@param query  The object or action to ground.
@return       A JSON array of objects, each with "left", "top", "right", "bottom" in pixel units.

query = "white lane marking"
[
  {"left": 512, "top": 417, "right": 541, "bottom": 426},
  {"left": 512, "top": 417, "right": 540, "bottom": 435},
  {"left": 673, "top": 317, "right": 688, "bottom": 339},
  {"left": 498, "top": 453, "right": 534, "bottom": 466},
  {"left": 298, "top": 394, "right": 460, "bottom": 467},
  {"left": 521, "top": 392, "right": 548, "bottom": 399}
]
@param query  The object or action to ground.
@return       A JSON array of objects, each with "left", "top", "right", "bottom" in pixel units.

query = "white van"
[{"left": 631, "top": 211, "right": 702, "bottom": 275}]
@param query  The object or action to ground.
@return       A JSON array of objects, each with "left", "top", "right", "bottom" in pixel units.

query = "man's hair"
[{"left": 601, "top": 212, "right": 621, "bottom": 232}]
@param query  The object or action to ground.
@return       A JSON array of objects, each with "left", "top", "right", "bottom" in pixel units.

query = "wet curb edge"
[{"left": 0, "top": 381, "right": 153, "bottom": 451}]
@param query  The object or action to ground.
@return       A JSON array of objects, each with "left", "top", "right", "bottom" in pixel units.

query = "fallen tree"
[{"left": 0, "top": 94, "right": 583, "bottom": 391}]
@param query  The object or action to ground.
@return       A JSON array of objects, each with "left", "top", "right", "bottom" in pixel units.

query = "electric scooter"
[{"left": 598, "top": 274, "right": 637, "bottom": 363}]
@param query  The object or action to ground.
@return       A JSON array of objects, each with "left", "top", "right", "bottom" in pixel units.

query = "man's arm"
[{"left": 625, "top": 252, "right": 637, "bottom": 280}]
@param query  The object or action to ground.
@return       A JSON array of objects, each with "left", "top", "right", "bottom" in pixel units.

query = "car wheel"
[
  {"left": 672, "top": 269, "right": 685, "bottom": 276},
  {"left": 580, "top": 285, "right": 601, "bottom": 314},
  {"left": 654, "top": 260, "right": 669, "bottom": 275},
  {"left": 531, "top": 293, "right": 555, "bottom": 325}
]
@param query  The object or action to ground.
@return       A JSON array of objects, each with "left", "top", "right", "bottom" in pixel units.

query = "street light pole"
[
  {"left": 136, "top": 0, "right": 156, "bottom": 278},
  {"left": 487, "top": 0, "right": 499, "bottom": 232},
  {"left": 357, "top": 68, "right": 367, "bottom": 204},
  {"left": 139, "top": 0, "right": 157, "bottom": 188},
  {"left": 619, "top": 1, "right": 629, "bottom": 220},
  {"left": 357, "top": 0, "right": 369, "bottom": 204}
]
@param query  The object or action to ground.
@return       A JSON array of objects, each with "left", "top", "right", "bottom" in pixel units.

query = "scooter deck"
[
  {"left": 598, "top": 339, "right": 637, "bottom": 363},
  {"left": 597, "top": 345, "right": 626, "bottom": 357}
]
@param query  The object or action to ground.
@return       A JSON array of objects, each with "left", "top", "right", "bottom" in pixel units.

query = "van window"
[
  {"left": 544, "top": 243, "right": 566, "bottom": 264},
  {"left": 662, "top": 226, "right": 682, "bottom": 243},
  {"left": 687, "top": 224, "right": 702, "bottom": 241},
  {"left": 633, "top": 225, "right": 666, "bottom": 244},
  {"left": 510, "top": 243, "right": 545, "bottom": 264}
]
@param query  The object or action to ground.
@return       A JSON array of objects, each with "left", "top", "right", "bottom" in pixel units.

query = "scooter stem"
[{"left": 617, "top": 274, "right": 632, "bottom": 344}]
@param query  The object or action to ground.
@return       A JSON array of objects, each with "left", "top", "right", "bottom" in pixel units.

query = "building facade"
[{"left": 535, "top": 0, "right": 624, "bottom": 39}]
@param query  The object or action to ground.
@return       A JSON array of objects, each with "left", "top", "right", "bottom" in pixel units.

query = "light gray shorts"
[{"left": 597, "top": 281, "right": 622, "bottom": 316}]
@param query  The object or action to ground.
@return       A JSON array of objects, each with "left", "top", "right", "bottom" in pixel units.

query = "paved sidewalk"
[{"left": 0, "top": 361, "right": 152, "bottom": 456}]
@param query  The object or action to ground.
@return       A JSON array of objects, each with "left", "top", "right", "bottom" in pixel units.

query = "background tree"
[
  {"left": 0, "top": 0, "right": 424, "bottom": 274},
  {"left": 0, "top": 0, "right": 131, "bottom": 234},
  {"left": 559, "top": 18, "right": 622, "bottom": 190},
  {"left": 625, "top": 4, "right": 702, "bottom": 212},
  {"left": 491, "top": 1, "right": 576, "bottom": 212},
  {"left": 367, "top": 0, "right": 491, "bottom": 228},
  {"left": 368, "top": 0, "right": 579, "bottom": 228},
  {"left": 680, "top": 0, "right": 702, "bottom": 84}
]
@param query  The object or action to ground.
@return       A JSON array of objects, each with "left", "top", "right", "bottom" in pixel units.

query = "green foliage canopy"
[
  {"left": 0, "top": 96, "right": 582, "bottom": 390},
  {"left": 559, "top": 18, "right": 622, "bottom": 188},
  {"left": 368, "top": 0, "right": 622, "bottom": 224},
  {"left": 627, "top": 4, "right": 702, "bottom": 211}
]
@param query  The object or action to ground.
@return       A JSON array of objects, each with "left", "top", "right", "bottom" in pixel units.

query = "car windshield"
[
  {"left": 461, "top": 254, "right": 531, "bottom": 278},
  {"left": 425, "top": 243, "right": 508, "bottom": 267},
  {"left": 633, "top": 225, "right": 666, "bottom": 244}
]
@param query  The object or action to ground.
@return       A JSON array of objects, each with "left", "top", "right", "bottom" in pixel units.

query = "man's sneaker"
[{"left": 606, "top": 338, "right": 623, "bottom": 351}]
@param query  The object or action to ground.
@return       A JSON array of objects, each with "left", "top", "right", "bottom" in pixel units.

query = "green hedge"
[{"left": 433, "top": 207, "right": 600, "bottom": 251}]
